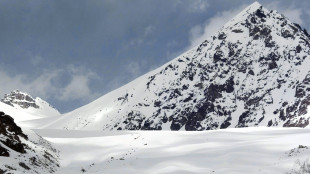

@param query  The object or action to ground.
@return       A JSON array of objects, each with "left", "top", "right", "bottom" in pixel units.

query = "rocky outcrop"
[
  {"left": 1, "top": 90, "right": 39, "bottom": 109},
  {"left": 0, "top": 111, "right": 28, "bottom": 155},
  {"left": 0, "top": 111, "right": 59, "bottom": 173}
]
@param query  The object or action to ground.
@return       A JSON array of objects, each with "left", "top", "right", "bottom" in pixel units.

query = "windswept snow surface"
[{"left": 34, "top": 127, "right": 310, "bottom": 174}]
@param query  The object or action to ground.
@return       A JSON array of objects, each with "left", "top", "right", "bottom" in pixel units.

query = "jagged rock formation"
[
  {"left": 1, "top": 90, "right": 60, "bottom": 118},
  {"left": 0, "top": 111, "right": 59, "bottom": 173},
  {"left": 44, "top": 2, "right": 310, "bottom": 131},
  {"left": 1, "top": 90, "right": 39, "bottom": 109},
  {"left": 0, "top": 111, "right": 28, "bottom": 156}
]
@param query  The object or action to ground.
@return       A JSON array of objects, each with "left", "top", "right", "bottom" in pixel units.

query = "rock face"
[
  {"left": 0, "top": 111, "right": 28, "bottom": 156},
  {"left": 1, "top": 90, "right": 60, "bottom": 117},
  {"left": 0, "top": 111, "right": 59, "bottom": 173},
  {"left": 1, "top": 90, "right": 39, "bottom": 109},
  {"left": 45, "top": 2, "right": 310, "bottom": 131}
]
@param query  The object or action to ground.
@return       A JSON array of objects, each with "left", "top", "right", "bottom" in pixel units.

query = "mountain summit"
[
  {"left": 1, "top": 90, "right": 60, "bottom": 117},
  {"left": 45, "top": 2, "right": 310, "bottom": 131}
]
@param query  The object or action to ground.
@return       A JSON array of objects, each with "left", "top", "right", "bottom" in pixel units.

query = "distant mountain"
[
  {"left": 44, "top": 2, "right": 310, "bottom": 131},
  {"left": 0, "top": 111, "right": 59, "bottom": 173},
  {"left": 1, "top": 90, "right": 60, "bottom": 118}
]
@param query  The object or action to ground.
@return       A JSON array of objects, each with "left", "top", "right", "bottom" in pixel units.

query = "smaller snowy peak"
[
  {"left": 1, "top": 90, "right": 38, "bottom": 109},
  {"left": 1, "top": 90, "right": 60, "bottom": 117}
]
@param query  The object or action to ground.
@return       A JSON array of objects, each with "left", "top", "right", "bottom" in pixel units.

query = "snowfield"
[{"left": 34, "top": 127, "right": 310, "bottom": 174}]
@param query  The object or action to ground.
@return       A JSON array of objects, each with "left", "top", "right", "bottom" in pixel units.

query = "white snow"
[{"left": 31, "top": 127, "right": 310, "bottom": 174}]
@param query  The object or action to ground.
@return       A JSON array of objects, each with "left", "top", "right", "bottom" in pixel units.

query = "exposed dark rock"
[
  {"left": 218, "top": 33, "right": 227, "bottom": 40},
  {"left": 214, "top": 51, "right": 225, "bottom": 63},
  {"left": 255, "top": 8, "right": 266, "bottom": 18},
  {"left": 249, "top": 26, "right": 260, "bottom": 37},
  {"left": 0, "top": 113, "right": 28, "bottom": 154},
  {"left": 296, "top": 45, "right": 302, "bottom": 53},
  {"left": 220, "top": 116, "right": 232, "bottom": 129},
  {"left": 0, "top": 168, "right": 6, "bottom": 173},
  {"left": 268, "top": 61, "right": 278, "bottom": 70},
  {"left": 19, "top": 162, "right": 30, "bottom": 170},
  {"left": 258, "top": 116, "right": 264, "bottom": 123},
  {"left": 283, "top": 118, "right": 309, "bottom": 128},
  {"left": 281, "top": 29, "right": 294, "bottom": 38},
  {"left": 279, "top": 110, "right": 286, "bottom": 121},
  {"left": 265, "top": 35, "right": 275, "bottom": 47},
  {"left": 124, "top": 111, "right": 144, "bottom": 130},
  {"left": 232, "top": 29, "right": 243, "bottom": 33},
  {"left": 0, "top": 111, "right": 59, "bottom": 173},
  {"left": 237, "top": 111, "right": 251, "bottom": 127},
  {"left": 170, "top": 116, "right": 187, "bottom": 131},
  {"left": 267, "top": 120, "right": 273, "bottom": 127},
  {"left": 1, "top": 90, "right": 39, "bottom": 109},
  {"left": 185, "top": 109, "right": 205, "bottom": 131},
  {"left": 248, "top": 70, "right": 255, "bottom": 75},
  {"left": 303, "top": 29, "right": 310, "bottom": 38},
  {"left": 0, "top": 144, "right": 9, "bottom": 157},
  {"left": 118, "top": 93, "right": 129, "bottom": 104},
  {"left": 205, "top": 84, "right": 222, "bottom": 102},
  {"left": 154, "top": 100, "right": 162, "bottom": 107},
  {"left": 293, "top": 23, "right": 302, "bottom": 31}
]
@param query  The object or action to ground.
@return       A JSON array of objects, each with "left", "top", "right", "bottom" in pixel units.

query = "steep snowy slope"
[
  {"left": 45, "top": 2, "right": 310, "bottom": 131},
  {"left": 0, "top": 111, "right": 59, "bottom": 173}
]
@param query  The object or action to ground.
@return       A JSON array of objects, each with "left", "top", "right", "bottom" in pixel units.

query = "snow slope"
[
  {"left": 34, "top": 127, "right": 310, "bottom": 174},
  {"left": 44, "top": 2, "right": 310, "bottom": 131}
]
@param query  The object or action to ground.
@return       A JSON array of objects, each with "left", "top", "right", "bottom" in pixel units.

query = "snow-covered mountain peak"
[
  {"left": 223, "top": 1, "right": 265, "bottom": 28},
  {"left": 1, "top": 90, "right": 38, "bottom": 109},
  {"left": 240, "top": 1, "right": 262, "bottom": 14},
  {"left": 1, "top": 90, "right": 60, "bottom": 117},
  {"left": 44, "top": 2, "right": 310, "bottom": 131}
]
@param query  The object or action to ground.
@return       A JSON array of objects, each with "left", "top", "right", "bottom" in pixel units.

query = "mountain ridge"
[
  {"left": 1, "top": 90, "right": 60, "bottom": 118},
  {"left": 42, "top": 2, "right": 310, "bottom": 131}
]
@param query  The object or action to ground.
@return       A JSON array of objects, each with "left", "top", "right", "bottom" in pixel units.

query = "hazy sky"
[{"left": 0, "top": 0, "right": 309, "bottom": 113}]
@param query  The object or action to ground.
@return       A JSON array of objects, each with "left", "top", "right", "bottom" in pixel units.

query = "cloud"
[
  {"left": 105, "top": 60, "right": 146, "bottom": 92},
  {"left": 187, "top": 0, "right": 209, "bottom": 13},
  {"left": 59, "top": 75, "right": 94, "bottom": 101},
  {"left": 0, "top": 65, "right": 99, "bottom": 102},
  {"left": 0, "top": 69, "right": 60, "bottom": 99},
  {"left": 58, "top": 65, "right": 99, "bottom": 101},
  {"left": 30, "top": 55, "right": 44, "bottom": 66},
  {"left": 187, "top": 5, "right": 246, "bottom": 49},
  {"left": 129, "top": 25, "right": 155, "bottom": 46},
  {"left": 125, "top": 62, "right": 143, "bottom": 78}
]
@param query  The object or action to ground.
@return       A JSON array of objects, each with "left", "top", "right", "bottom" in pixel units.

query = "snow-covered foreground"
[{"left": 34, "top": 127, "right": 310, "bottom": 174}]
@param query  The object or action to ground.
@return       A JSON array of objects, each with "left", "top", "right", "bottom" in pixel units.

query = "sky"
[{"left": 0, "top": 0, "right": 310, "bottom": 113}]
